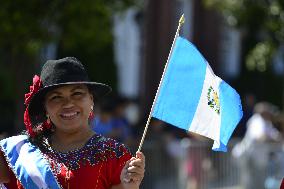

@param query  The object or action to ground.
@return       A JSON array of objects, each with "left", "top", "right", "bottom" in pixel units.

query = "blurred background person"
[
  {"left": 92, "top": 95, "right": 136, "bottom": 149},
  {"left": 232, "top": 102, "right": 283, "bottom": 189},
  {"left": 245, "top": 102, "right": 281, "bottom": 143}
]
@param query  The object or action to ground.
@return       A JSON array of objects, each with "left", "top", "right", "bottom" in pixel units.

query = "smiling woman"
[{"left": 0, "top": 57, "right": 145, "bottom": 189}]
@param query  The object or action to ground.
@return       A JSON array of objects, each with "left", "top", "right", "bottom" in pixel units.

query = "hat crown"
[{"left": 40, "top": 57, "right": 89, "bottom": 87}]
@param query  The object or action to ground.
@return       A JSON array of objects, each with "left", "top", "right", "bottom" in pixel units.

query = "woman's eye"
[
  {"left": 50, "top": 95, "right": 61, "bottom": 100},
  {"left": 73, "top": 91, "right": 84, "bottom": 96}
]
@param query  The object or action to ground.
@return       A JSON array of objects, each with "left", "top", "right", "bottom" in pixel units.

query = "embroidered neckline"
[
  {"left": 47, "top": 133, "right": 100, "bottom": 154},
  {"left": 41, "top": 134, "right": 129, "bottom": 171}
]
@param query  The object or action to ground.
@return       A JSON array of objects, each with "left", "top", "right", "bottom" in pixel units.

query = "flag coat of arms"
[{"left": 152, "top": 37, "right": 243, "bottom": 151}]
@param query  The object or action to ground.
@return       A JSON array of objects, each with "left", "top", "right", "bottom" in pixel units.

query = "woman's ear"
[
  {"left": 89, "top": 91, "right": 95, "bottom": 104},
  {"left": 89, "top": 93, "right": 94, "bottom": 109}
]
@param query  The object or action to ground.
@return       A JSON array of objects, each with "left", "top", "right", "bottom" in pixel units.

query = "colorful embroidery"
[
  {"left": 42, "top": 134, "right": 130, "bottom": 171},
  {"left": 207, "top": 86, "right": 220, "bottom": 114}
]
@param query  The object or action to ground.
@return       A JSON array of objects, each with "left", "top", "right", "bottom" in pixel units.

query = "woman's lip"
[{"left": 60, "top": 112, "right": 79, "bottom": 120}]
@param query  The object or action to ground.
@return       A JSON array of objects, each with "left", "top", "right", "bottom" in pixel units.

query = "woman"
[{"left": 0, "top": 57, "right": 145, "bottom": 189}]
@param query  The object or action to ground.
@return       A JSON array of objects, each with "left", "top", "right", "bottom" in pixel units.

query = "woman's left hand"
[{"left": 120, "top": 151, "right": 145, "bottom": 188}]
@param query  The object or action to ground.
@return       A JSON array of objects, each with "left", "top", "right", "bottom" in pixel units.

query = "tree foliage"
[
  {"left": 0, "top": 0, "right": 136, "bottom": 132},
  {"left": 204, "top": 0, "right": 284, "bottom": 72}
]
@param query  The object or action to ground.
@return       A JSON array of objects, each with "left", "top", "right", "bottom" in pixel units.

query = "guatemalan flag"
[{"left": 152, "top": 37, "right": 243, "bottom": 152}]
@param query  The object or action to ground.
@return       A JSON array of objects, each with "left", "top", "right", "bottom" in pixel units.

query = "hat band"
[{"left": 42, "top": 74, "right": 90, "bottom": 87}]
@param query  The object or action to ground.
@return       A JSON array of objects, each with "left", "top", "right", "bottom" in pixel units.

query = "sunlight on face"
[{"left": 44, "top": 84, "right": 94, "bottom": 133}]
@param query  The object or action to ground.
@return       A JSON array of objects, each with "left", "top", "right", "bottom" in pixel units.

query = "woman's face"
[{"left": 44, "top": 84, "right": 93, "bottom": 133}]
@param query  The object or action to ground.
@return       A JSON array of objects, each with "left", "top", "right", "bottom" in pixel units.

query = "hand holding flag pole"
[{"left": 137, "top": 14, "right": 185, "bottom": 152}]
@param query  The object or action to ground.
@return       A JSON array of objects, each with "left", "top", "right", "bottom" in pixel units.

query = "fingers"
[
  {"left": 128, "top": 158, "right": 144, "bottom": 169},
  {"left": 125, "top": 172, "right": 143, "bottom": 182},
  {"left": 135, "top": 151, "right": 145, "bottom": 165},
  {"left": 129, "top": 151, "right": 145, "bottom": 170},
  {"left": 121, "top": 160, "right": 131, "bottom": 183},
  {"left": 122, "top": 151, "right": 145, "bottom": 184},
  {"left": 136, "top": 151, "right": 145, "bottom": 160}
]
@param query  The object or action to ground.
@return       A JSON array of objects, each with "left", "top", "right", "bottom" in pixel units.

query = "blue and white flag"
[
  {"left": 152, "top": 37, "right": 243, "bottom": 152},
  {"left": 0, "top": 135, "right": 61, "bottom": 189}
]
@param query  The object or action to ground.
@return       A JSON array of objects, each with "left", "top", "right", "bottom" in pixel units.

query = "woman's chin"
[{"left": 56, "top": 122, "right": 87, "bottom": 133}]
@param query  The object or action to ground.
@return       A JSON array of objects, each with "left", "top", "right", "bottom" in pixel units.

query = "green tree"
[
  {"left": 203, "top": 0, "right": 284, "bottom": 106},
  {"left": 0, "top": 0, "right": 135, "bottom": 133}
]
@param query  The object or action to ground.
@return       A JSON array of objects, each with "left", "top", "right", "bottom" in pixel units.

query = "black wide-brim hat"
[{"left": 28, "top": 57, "right": 111, "bottom": 124}]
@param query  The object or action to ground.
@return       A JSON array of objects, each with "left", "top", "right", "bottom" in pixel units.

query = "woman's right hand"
[
  {"left": 120, "top": 151, "right": 145, "bottom": 189},
  {"left": 0, "top": 151, "right": 10, "bottom": 183}
]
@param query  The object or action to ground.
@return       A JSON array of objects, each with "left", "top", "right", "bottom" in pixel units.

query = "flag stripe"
[
  {"left": 153, "top": 37, "right": 207, "bottom": 129},
  {"left": 219, "top": 81, "right": 243, "bottom": 145},
  {"left": 2, "top": 139, "right": 40, "bottom": 189},
  {"left": 189, "top": 64, "right": 222, "bottom": 143},
  {"left": 0, "top": 135, "right": 61, "bottom": 189}
]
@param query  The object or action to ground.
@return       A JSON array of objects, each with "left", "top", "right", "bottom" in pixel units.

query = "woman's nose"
[{"left": 62, "top": 97, "right": 74, "bottom": 108}]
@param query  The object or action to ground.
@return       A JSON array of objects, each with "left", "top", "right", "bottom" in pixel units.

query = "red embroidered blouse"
[{"left": 3, "top": 134, "right": 132, "bottom": 189}]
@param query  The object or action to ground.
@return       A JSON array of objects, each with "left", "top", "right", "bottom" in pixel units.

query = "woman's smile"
[{"left": 59, "top": 111, "right": 80, "bottom": 120}]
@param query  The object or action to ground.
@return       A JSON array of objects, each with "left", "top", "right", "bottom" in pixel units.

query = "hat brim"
[{"left": 28, "top": 82, "right": 111, "bottom": 125}]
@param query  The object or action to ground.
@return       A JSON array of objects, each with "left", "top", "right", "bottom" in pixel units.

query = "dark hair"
[{"left": 26, "top": 124, "right": 54, "bottom": 149}]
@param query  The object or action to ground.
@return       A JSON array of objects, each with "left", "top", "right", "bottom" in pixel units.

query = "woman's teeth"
[{"left": 61, "top": 112, "right": 78, "bottom": 118}]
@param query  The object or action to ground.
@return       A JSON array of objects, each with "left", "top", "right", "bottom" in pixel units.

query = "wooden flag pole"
[{"left": 137, "top": 14, "right": 185, "bottom": 152}]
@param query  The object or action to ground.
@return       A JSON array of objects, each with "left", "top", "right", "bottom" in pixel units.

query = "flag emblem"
[{"left": 207, "top": 86, "right": 220, "bottom": 114}]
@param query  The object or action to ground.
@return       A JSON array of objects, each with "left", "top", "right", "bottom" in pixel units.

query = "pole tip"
[{"left": 179, "top": 14, "right": 185, "bottom": 25}]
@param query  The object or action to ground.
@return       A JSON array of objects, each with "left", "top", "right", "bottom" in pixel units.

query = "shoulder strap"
[{"left": 0, "top": 135, "right": 62, "bottom": 189}]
